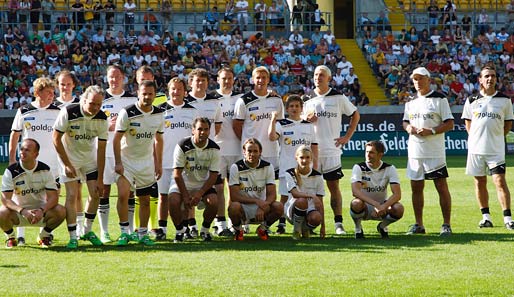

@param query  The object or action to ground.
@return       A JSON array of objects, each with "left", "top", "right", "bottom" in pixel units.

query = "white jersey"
[
  {"left": 284, "top": 167, "right": 325, "bottom": 199},
  {"left": 11, "top": 103, "right": 61, "bottom": 175},
  {"left": 173, "top": 136, "right": 220, "bottom": 189},
  {"left": 53, "top": 103, "right": 108, "bottom": 165},
  {"left": 275, "top": 119, "right": 318, "bottom": 177},
  {"left": 2, "top": 161, "right": 57, "bottom": 210},
  {"left": 213, "top": 90, "right": 243, "bottom": 157},
  {"left": 158, "top": 101, "right": 197, "bottom": 169},
  {"left": 351, "top": 161, "right": 400, "bottom": 203},
  {"left": 402, "top": 91, "right": 454, "bottom": 158},
  {"left": 115, "top": 103, "right": 164, "bottom": 161},
  {"left": 304, "top": 88, "right": 357, "bottom": 157},
  {"left": 233, "top": 91, "right": 284, "bottom": 158},
  {"left": 54, "top": 96, "right": 80, "bottom": 108},
  {"left": 186, "top": 93, "right": 220, "bottom": 138},
  {"left": 102, "top": 91, "right": 138, "bottom": 157},
  {"left": 462, "top": 91, "right": 514, "bottom": 156},
  {"left": 229, "top": 159, "right": 275, "bottom": 201}
]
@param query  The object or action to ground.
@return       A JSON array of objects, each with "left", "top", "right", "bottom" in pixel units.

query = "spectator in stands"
[
  {"left": 375, "top": 10, "right": 391, "bottom": 32},
  {"left": 427, "top": 0, "right": 439, "bottom": 28},
  {"left": 203, "top": 6, "right": 219, "bottom": 32},
  {"left": 235, "top": 0, "right": 249, "bottom": 31},
  {"left": 161, "top": 0, "right": 172, "bottom": 32},
  {"left": 144, "top": 8, "right": 162, "bottom": 34},
  {"left": 124, "top": 0, "right": 136, "bottom": 31}
]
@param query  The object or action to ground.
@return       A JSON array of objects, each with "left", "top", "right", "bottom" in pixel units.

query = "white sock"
[
  {"left": 128, "top": 200, "right": 135, "bottom": 233},
  {"left": 138, "top": 227, "right": 148, "bottom": 239},
  {"left": 68, "top": 224, "right": 78, "bottom": 240},
  {"left": 40, "top": 228, "right": 52, "bottom": 238},
  {"left": 504, "top": 216, "right": 512, "bottom": 224},
  {"left": 76, "top": 212, "right": 85, "bottom": 236},
  {"left": 84, "top": 213, "right": 95, "bottom": 234},
  {"left": 200, "top": 226, "right": 210, "bottom": 234},
  {"left": 17, "top": 227, "right": 25, "bottom": 238},
  {"left": 353, "top": 219, "right": 363, "bottom": 233},
  {"left": 483, "top": 213, "right": 492, "bottom": 221},
  {"left": 98, "top": 199, "right": 110, "bottom": 235}
]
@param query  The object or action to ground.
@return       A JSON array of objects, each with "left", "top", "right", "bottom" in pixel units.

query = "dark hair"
[
  {"left": 285, "top": 95, "right": 303, "bottom": 109},
  {"left": 192, "top": 117, "right": 211, "bottom": 128},
  {"left": 366, "top": 140, "right": 386, "bottom": 154},
  {"left": 243, "top": 138, "right": 262, "bottom": 152},
  {"left": 24, "top": 138, "right": 40, "bottom": 152}
]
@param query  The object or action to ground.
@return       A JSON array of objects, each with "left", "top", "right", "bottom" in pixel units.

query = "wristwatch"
[{"left": 431, "top": 128, "right": 436, "bottom": 135}]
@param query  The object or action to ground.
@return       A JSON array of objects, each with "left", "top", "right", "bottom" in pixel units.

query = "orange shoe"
[
  {"left": 256, "top": 226, "right": 269, "bottom": 240},
  {"left": 234, "top": 229, "right": 244, "bottom": 241}
]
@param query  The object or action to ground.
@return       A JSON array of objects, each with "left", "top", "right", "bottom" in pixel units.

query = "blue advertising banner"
[
  {"left": 342, "top": 131, "right": 469, "bottom": 156},
  {"left": 0, "top": 135, "right": 9, "bottom": 162}
]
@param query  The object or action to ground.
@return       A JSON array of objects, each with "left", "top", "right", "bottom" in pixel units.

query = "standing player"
[
  {"left": 113, "top": 80, "right": 164, "bottom": 246},
  {"left": 213, "top": 67, "right": 242, "bottom": 236},
  {"left": 304, "top": 65, "right": 361, "bottom": 235},
  {"left": 228, "top": 138, "right": 283, "bottom": 240},
  {"left": 8, "top": 77, "right": 61, "bottom": 245},
  {"left": 99, "top": 64, "right": 138, "bottom": 243},
  {"left": 268, "top": 95, "right": 318, "bottom": 234},
  {"left": 462, "top": 66, "right": 514, "bottom": 230},
  {"left": 403, "top": 67, "right": 454, "bottom": 236},
  {"left": 53, "top": 70, "right": 87, "bottom": 239},
  {"left": 169, "top": 117, "right": 220, "bottom": 242},
  {"left": 1, "top": 139, "right": 66, "bottom": 248},
  {"left": 284, "top": 145, "right": 325, "bottom": 240},
  {"left": 155, "top": 77, "right": 197, "bottom": 240},
  {"left": 53, "top": 85, "right": 108, "bottom": 249},
  {"left": 350, "top": 141, "right": 403, "bottom": 239},
  {"left": 183, "top": 68, "right": 221, "bottom": 238}
]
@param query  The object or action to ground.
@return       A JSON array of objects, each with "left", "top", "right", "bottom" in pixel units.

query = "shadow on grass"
[{"left": 34, "top": 232, "right": 514, "bottom": 253}]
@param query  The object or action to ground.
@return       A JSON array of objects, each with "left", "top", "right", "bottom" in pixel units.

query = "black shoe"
[
  {"left": 151, "top": 228, "right": 167, "bottom": 241},
  {"left": 217, "top": 228, "right": 234, "bottom": 237},
  {"left": 16, "top": 237, "right": 26, "bottom": 246},
  {"left": 377, "top": 223, "right": 389, "bottom": 239},
  {"left": 355, "top": 231, "right": 365, "bottom": 239},
  {"left": 200, "top": 232, "right": 212, "bottom": 242},
  {"left": 173, "top": 233, "right": 184, "bottom": 243},
  {"left": 276, "top": 224, "right": 286, "bottom": 234}
]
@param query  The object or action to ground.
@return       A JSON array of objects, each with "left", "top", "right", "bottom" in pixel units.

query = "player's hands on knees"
[
  {"left": 114, "top": 164, "right": 124, "bottom": 176},
  {"left": 65, "top": 165, "right": 78, "bottom": 178},
  {"left": 255, "top": 207, "right": 265, "bottom": 221},
  {"left": 183, "top": 192, "right": 192, "bottom": 209},
  {"left": 190, "top": 192, "right": 202, "bottom": 207}
]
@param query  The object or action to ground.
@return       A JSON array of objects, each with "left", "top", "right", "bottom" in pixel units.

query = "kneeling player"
[
  {"left": 169, "top": 117, "right": 220, "bottom": 242},
  {"left": 1, "top": 139, "right": 66, "bottom": 248},
  {"left": 350, "top": 141, "right": 403, "bottom": 239},
  {"left": 228, "top": 138, "right": 283, "bottom": 241},
  {"left": 284, "top": 145, "right": 325, "bottom": 240}
]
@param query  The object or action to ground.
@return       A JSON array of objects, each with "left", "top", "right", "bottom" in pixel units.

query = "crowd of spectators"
[
  {"left": 361, "top": 0, "right": 514, "bottom": 105},
  {"left": 0, "top": 0, "right": 372, "bottom": 111}
]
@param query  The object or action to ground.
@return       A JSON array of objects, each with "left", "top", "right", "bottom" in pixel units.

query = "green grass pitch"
[{"left": 1, "top": 155, "right": 513, "bottom": 296}]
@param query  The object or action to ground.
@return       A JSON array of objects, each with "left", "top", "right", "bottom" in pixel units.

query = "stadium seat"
[
  {"left": 172, "top": 0, "right": 186, "bottom": 10},
  {"left": 145, "top": 0, "right": 161, "bottom": 10}
]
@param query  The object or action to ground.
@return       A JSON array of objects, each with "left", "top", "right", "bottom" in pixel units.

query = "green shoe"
[
  {"left": 83, "top": 231, "right": 103, "bottom": 246},
  {"left": 117, "top": 233, "right": 130, "bottom": 246},
  {"left": 139, "top": 235, "right": 155, "bottom": 246},
  {"left": 129, "top": 233, "right": 139, "bottom": 242},
  {"left": 66, "top": 239, "right": 78, "bottom": 249}
]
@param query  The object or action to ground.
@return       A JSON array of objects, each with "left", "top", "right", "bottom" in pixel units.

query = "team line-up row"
[{"left": 1, "top": 64, "right": 513, "bottom": 249}]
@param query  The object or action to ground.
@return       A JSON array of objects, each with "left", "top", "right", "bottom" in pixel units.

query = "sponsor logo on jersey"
[
  {"left": 165, "top": 115, "right": 174, "bottom": 119},
  {"left": 473, "top": 111, "right": 502, "bottom": 120},
  {"left": 284, "top": 138, "right": 309, "bottom": 146},
  {"left": 24, "top": 122, "right": 54, "bottom": 132},
  {"left": 364, "top": 185, "right": 387, "bottom": 193},
  {"left": 184, "top": 162, "right": 209, "bottom": 172},
  {"left": 70, "top": 125, "right": 80, "bottom": 129},
  {"left": 239, "top": 184, "right": 265, "bottom": 193},
  {"left": 284, "top": 131, "right": 294, "bottom": 135},
  {"left": 409, "top": 113, "right": 435, "bottom": 120},
  {"left": 15, "top": 181, "right": 25, "bottom": 186},
  {"left": 314, "top": 110, "right": 338, "bottom": 119},
  {"left": 165, "top": 121, "right": 193, "bottom": 129},
  {"left": 249, "top": 106, "right": 259, "bottom": 111},
  {"left": 222, "top": 110, "right": 235, "bottom": 117},
  {"left": 15, "top": 186, "right": 45, "bottom": 196},
  {"left": 128, "top": 128, "right": 154, "bottom": 139},
  {"left": 130, "top": 122, "right": 141, "bottom": 127},
  {"left": 249, "top": 113, "right": 271, "bottom": 121},
  {"left": 104, "top": 110, "right": 118, "bottom": 118}
]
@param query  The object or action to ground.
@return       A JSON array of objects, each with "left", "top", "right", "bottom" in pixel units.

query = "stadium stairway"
[
  {"left": 338, "top": 39, "right": 387, "bottom": 105},
  {"left": 382, "top": 0, "right": 407, "bottom": 32}
]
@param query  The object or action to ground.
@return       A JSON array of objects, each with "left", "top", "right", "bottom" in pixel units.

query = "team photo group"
[{"left": 1, "top": 61, "right": 512, "bottom": 249}]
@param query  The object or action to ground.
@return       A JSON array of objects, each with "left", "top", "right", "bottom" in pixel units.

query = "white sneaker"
[
  {"left": 101, "top": 232, "right": 112, "bottom": 243},
  {"left": 335, "top": 223, "right": 346, "bottom": 235}
]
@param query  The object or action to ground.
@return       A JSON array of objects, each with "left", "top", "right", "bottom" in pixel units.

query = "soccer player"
[
  {"left": 403, "top": 67, "right": 454, "bottom": 236},
  {"left": 54, "top": 70, "right": 87, "bottom": 238},
  {"left": 228, "top": 138, "right": 283, "bottom": 241},
  {"left": 213, "top": 67, "right": 242, "bottom": 236},
  {"left": 155, "top": 77, "right": 197, "bottom": 240},
  {"left": 9, "top": 77, "right": 61, "bottom": 245},
  {"left": 169, "top": 117, "right": 220, "bottom": 242},
  {"left": 113, "top": 80, "right": 164, "bottom": 246},
  {"left": 303, "top": 65, "right": 361, "bottom": 235},
  {"left": 1, "top": 139, "right": 66, "bottom": 248},
  {"left": 183, "top": 68, "right": 220, "bottom": 237},
  {"left": 268, "top": 95, "right": 318, "bottom": 234},
  {"left": 53, "top": 85, "right": 108, "bottom": 249},
  {"left": 99, "top": 64, "right": 138, "bottom": 243},
  {"left": 284, "top": 145, "right": 325, "bottom": 240},
  {"left": 350, "top": 141, "right": 403, "bottom": 239},
  {"left": 462, "top": 66, "right": 514, "bottom": 230}
]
